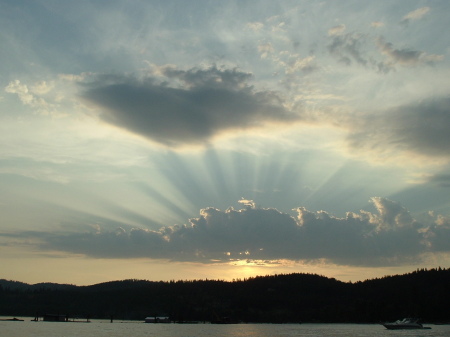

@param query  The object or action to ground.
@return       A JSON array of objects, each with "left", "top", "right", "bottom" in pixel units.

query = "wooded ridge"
[{"left": 1, "top": 268, "right": 449, "bottom": 323}]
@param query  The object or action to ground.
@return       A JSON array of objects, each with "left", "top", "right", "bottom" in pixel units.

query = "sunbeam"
[{"left": 2, "top": 0, "right": 450, "bottom": 286}]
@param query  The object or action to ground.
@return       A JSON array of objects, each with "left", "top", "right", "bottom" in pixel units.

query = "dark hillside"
[
  {"left": 0, "top": 268, "right": 449, "bottom": 323},
  {"left": 352, "top": 268, "right": 450, "bottom": 322}
]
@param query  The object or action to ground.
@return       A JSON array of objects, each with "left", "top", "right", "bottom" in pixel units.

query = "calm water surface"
[{"left": 1, "top": 319, "right": 450, "bottom": 337}]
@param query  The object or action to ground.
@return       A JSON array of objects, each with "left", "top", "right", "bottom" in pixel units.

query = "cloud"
[
  {"left": 346, "top": 96, "right": 450, "bottom": 160},
  {"left": 271, "top": 21, "right": 286, "bottom": 33},
  {"left": 81, "top": 66, "right": 298, "bottom": 147},
  {"left": 427, "top": 212, "right": 450, "bottom": 252},
  {"left": 258, "top": 42, "right": 274, "bottom": 59},
  {"left": 257, "top": 40, "right": 318, "bottom": 75},
  {"left": 5, "top": 198, "right": 450, "bottom": 266},
  {"left": 401, "top": 7, "right": 430, "bottom": 24},
  {"left": 371, "top": 22, "right": 384, "bottom": 28},
  {"left": 326, "top": 26, "right": 443, "bottom": 73},
  {"left": 328, "top": 24, "right": 346, "bottom": 36},
  {"left": 327, "top": 31, "right": 368, "bottom": 67},
  {"left": 428, "top": 174, "right": 450, "bottom": 188},
  {"left": 275, "top": 53, "right": 317, "bottom": 75},
  {"left": 238, "top": 198, "right": 256, "bottom": 208},
  {"left": 5, "top": 80, "right": 56, "bottom": 114},
  {"left": 5, "top": 80, "right": 35, "bottom": 106},
  {"left": 31, "top": 81, "right": 54, "bottom": 95},
  {"left": 246, "top": 22, "right": 264, "bottom": 32},
  {"left": 376, "top": 37, "right": 444, "bottom": 67}
]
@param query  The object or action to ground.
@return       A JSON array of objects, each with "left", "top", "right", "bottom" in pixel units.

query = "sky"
[{"left": 1, "top": 0, "right": 450, "bottom": 286}]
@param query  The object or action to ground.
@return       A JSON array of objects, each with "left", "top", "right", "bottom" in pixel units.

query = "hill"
[{"left": 1, "top": 268, "right": 449, "bottom": 323}]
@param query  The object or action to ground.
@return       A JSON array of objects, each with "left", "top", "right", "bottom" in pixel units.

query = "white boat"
[{"left": 382, "top": 318, "right": 431, "bottom": 330}]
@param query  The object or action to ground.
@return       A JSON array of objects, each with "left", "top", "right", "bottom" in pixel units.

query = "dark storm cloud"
[
  {"left": 43, "top": 227, "right": 171, "bottom": 259},
  {"left": 347, "top": 96, "right": 450, "bottom": 159},
  {"left": 81, "top": 67, "right": 298, "bottom": 147},
  {"left": 7, "top": 197, "right": 450, "bottom": 266}
]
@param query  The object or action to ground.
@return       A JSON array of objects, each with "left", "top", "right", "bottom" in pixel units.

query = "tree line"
[{"left": 1, "top": 268, "right": 449, "bottom": 323}]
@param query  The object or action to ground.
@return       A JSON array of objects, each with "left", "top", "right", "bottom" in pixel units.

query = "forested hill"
[{"left": 1, "top": 268, "right": 449, "bottom": 323}]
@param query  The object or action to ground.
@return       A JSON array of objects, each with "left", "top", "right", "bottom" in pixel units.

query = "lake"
[{"left": 1, "top": 319, "right": 450, "bottom": 337}]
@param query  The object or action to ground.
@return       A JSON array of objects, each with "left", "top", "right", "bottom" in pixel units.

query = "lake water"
[{"left": 1, "top": 319, "right": 450, "bottom": 337}]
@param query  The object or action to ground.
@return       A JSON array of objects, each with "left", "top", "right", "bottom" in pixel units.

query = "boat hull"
[
  {"left": 383, "top": 324, "right": 425, "bottom": 330},
  {"left": 382, "top": 318, "right": 431, "bottom": 330}
]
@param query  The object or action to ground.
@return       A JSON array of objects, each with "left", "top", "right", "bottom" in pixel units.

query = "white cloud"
[
  {"left": 31, "top": 81, "right": 54, "bottom": 95},
  {"left": 238, "top": 198, "right": 255, "bottom": 208},
  {"left": 271, "top": 21, "right": 286, "bottom": 33},
  {"left": 401, "top": 7, "right": 430, "bottom": 24},
  {"left": 284, "top": 55, "right": 316, "bottom": 74},
  {"left": 5, "top": 80, "right": 35, "bottom": 105},
  {"left": 258, "top": 42, "right": 274, "bottom": 59},
  {"left": 246, "top": 22, "right": 264, "bottom": 32},
  {"left": 59, "top": 73, "right": 91, "bottom": 82},
  {"left": 371, "top": 21, "right": 384, "bottom": 28},
  {"left": 4, "top": 80, "right": 57, "bottom": 115},
  {"left": 328, "top": 24, "right": 346, "bottom": 36}
]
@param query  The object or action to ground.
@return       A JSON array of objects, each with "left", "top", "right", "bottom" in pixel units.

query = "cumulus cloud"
[
  {"left": 5, "top": 80, "right": 56, "bottom": 114},
  {"left": 346, "top": 96, "right": 450, "bottom": 160},
  {"left": 401, "top": 7, "right": 430, "bottom": 24},
  {"left": 5, "top": 80, "right": 36, "bottom": 106},
  {"left": 81, "top": 66, "right": 298, "bottom": 147},
  {"left": 5, "top": 198, "right": 450, "bottom": 266}
]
